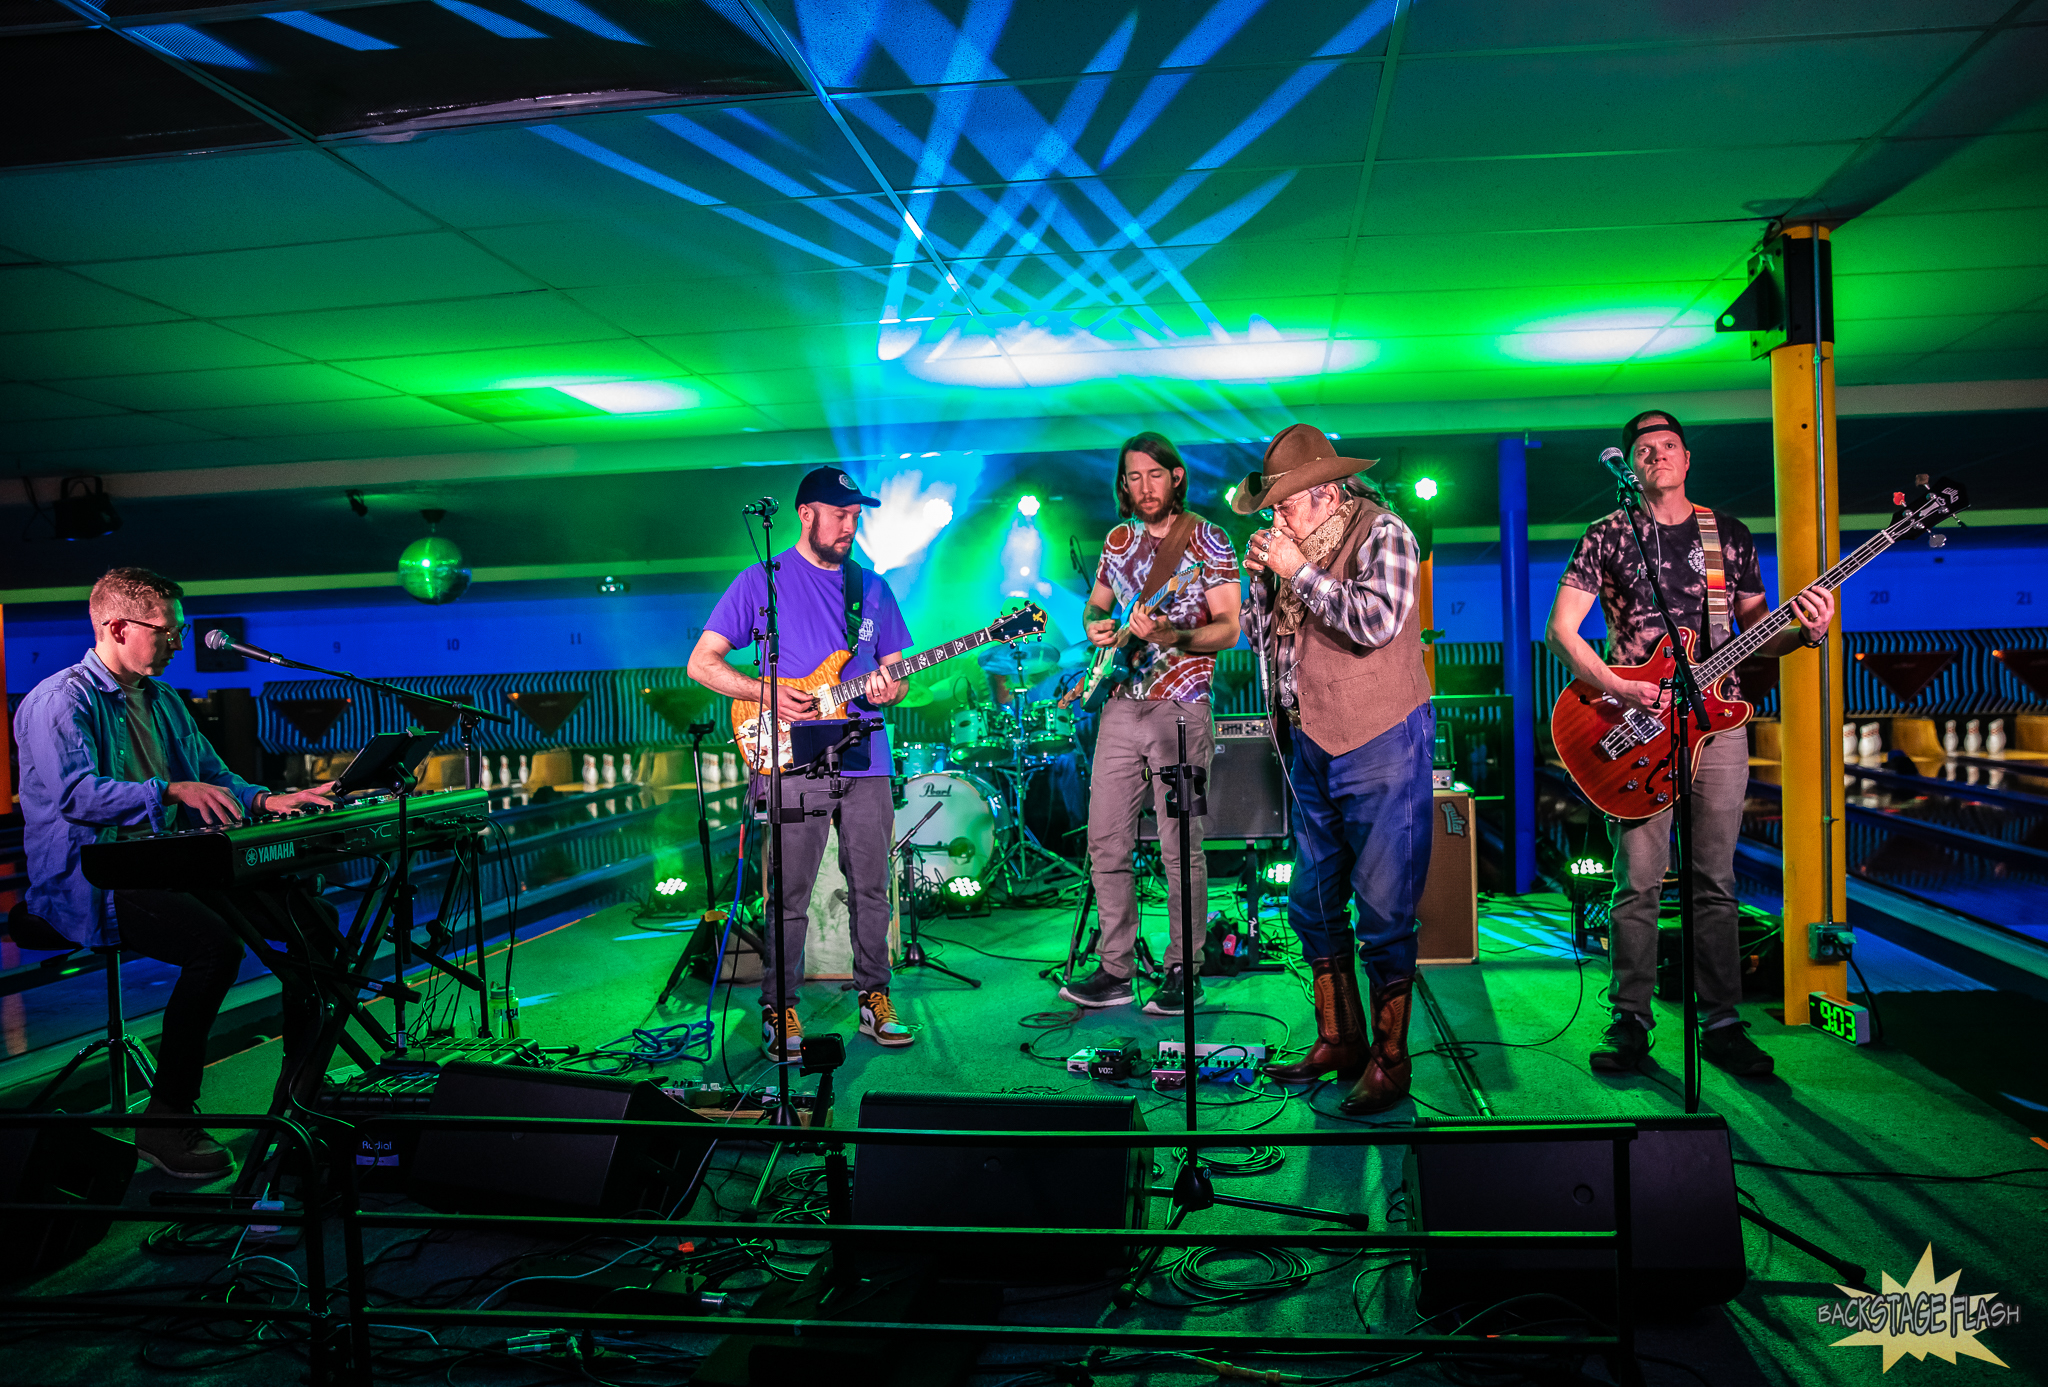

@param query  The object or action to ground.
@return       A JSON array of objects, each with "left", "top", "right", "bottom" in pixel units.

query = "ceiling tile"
[
  {"left": 495, "top": 405, "right": 781, "bottom": 443},
  {"left": 1401, "top": 0, "right": 2013, "bottom": 52},
  {"left": 1833, "top": 207, "right": 2048, "bottom": 275},
  {"left": 336, "top": 338, "right": 699, "bottom": 394},
  {"left": 650, "top": 321, "right": 894, "bottom": 374},
  {"left": 1381, "top": 34, "right": 1977, "bottom": 161},
  {"left": 72, "top": 233, "right": 545, "bottom": 319},
  {"left": 1348, "top": 224, "right": 1754, "bottom": 295},
  {"left": 1942, "top": 311, "right": 2048, "bottom": 353},
  {"left": 0, "top": 148, "right": 434, "bottom": 262},
  {"left": 3, "top": 412, "right": 228, "bottom": 452},
  {"left": 576, "top": 264, "right": 948, "bottom": 337},
  {"left": 0, "top": 266, "right": 189, "bottom": 331},
  {"left": 1862, "top": 130, "right": 2048, "bottom": 217},
  {"left": 159, "top": 395, "right": 474, "bottom": 439},
  {"left": 202, "top": 421, "right": 533, "bottom": 463},
  {"left": 1338, "top": 281, "right": 1725, "bottom": 340},
  {"left": 53, "top": 363, "right": 402, "bottom": 413},
  {"left": 1836, "top": 265, "right": 2048, "bottom": 320},
  {"left": 1835, "top": 314, "right": 1999, "bottom": 357},
  {"left": 1897, "top": 346, "right": 2048, "bottom": 381},
  {"left": 0, "top": 320, "right": 303, "bottom": 380},
  {"left": 4, "top": 436, "right": 315, "bottom": 474},
  {"left": 225, "top": 293, "right": 625, "bottom": 360},
  {"left": 0, "top": 382, "right": 127, "bottom": 421}
]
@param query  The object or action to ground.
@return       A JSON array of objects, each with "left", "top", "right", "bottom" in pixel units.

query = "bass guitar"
[
  {"left": 1061, "top": 567, "right": 1200, "bottom": 713},
  {"left": 1550, "top": 477, "right": 1967, "bottom": 820},
  {"left": 732, "top": 604, "right": 1047, "bottom": 773}
]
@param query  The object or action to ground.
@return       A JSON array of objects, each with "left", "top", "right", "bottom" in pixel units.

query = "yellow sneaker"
[{"left": 761, "top": 1005, "right": 802, "bottom": 1061}]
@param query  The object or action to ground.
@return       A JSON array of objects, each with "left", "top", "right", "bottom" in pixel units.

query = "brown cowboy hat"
[{"left": 1230, "top": 424, "right": 1377, "bottom": 515}]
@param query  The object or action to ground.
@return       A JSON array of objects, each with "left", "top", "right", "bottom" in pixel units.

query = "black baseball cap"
[
  {"left": 1621, "top": 409, "right": 1685, "bottom": 454},
  {"left": 795, "top": 467, "right": 880, "bottom": 508}
]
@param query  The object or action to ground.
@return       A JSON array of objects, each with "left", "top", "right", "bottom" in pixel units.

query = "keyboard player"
[{"left": 14, "top": 567, "right": 337, "bottom": 1180}]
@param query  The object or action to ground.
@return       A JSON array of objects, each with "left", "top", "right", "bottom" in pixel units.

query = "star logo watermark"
[{"left": 1819, "top": 1244, "right": 2014, "bottom": 1370}]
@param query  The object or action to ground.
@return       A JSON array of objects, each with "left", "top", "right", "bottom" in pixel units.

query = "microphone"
[
  {"left": 203, "top": 628, "right": 287, "bottom": 665},
  {"left": 741, "top": 497, "right": 779, "bottom": 516},
  {"left": 1598, "top": 446, "right": 1640, "bottom": 491}
]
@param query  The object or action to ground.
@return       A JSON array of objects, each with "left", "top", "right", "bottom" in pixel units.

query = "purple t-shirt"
[{"left": 705, "top": 550, "right": 913, "bottom": 776}]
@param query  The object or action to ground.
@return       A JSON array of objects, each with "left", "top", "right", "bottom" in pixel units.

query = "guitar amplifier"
[
  {"left": 1418, "top": 789, "right": 1477, "bottom": 964},
  {"left": 1139, "top": 716, "right": 1289, "bottom": 845}
]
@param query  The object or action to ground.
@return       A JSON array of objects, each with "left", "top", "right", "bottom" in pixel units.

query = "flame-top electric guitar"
[
  {"left": 1060, "top": 567, "right": 1200, "bottom": 713},
  {"left": 732, "top": 604, "right": 1047, "bottom": 773},
  {"left": 1550, "top": 477, "right": 1968, "bottom": 820}
]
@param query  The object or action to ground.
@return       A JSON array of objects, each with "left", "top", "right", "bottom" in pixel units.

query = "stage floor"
[{"left": 4, "top": 891, "right": 2042, "bottom": 1386}]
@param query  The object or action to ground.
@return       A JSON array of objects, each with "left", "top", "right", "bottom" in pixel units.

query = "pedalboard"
[{"left": 1151, "top": 1039, "right": 1268, "bottom": 1087}]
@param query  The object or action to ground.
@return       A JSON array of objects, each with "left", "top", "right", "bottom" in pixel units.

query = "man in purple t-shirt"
[{"left": 688, "top": 468, "right": 917, "bottom": 1060}]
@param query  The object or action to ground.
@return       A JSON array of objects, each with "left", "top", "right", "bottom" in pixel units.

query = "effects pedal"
[
  {"left": 1152, "top": 1039, "right": 1268, "bottom": 1087},
  {"left": 1066, "top": 1038, "right": 1142, "bottom": 1081}
]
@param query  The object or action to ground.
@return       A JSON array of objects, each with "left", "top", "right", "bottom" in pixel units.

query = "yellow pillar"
[
  {"left": 1770, "top": 224, "right": 1848, "bottom": 1022},
  {"left": 1419, "top": 555, "right": 1436, "bottom": 691}
]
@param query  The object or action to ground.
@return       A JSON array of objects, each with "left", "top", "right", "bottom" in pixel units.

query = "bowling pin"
[
  {"left": 518, "top": 753, "right": 531, "bottom": 784},
  {"left": 602, "top": 752, "right": 618, "bottom": 787},
  {"left": 479, "top": 760, "right": 492, "bottom": 790},
  {"left": 1942, "top": 720, "right": 1959, "bottom": 756},
  {"left": 1842, "top": 723, "right": 1858, "bottom": 761},
  {"left": 499, "top": 753, "right": 513, "bottom": 786},
  {"left": 1986, "top": 719, "right": 2007, "bottom": 756},
  {"left": 1964, "top": 719, "right": 1982, "bottom": 755},
  {"left": 723, "top": 752, "right": 740, "bottom": 782},
  {"left": 582, "top": 753, "right": 599, "bottom": 791},
  {"left": 1858, "top": 723, "right": 1883, "bottom": 760},
  {"left": 1989, "top": 768, "right": 2007, "bottom": 790}
]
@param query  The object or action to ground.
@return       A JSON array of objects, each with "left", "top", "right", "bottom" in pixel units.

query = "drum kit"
[{"left": 891, "top": 637, "right": 1089, "bottom": 902}]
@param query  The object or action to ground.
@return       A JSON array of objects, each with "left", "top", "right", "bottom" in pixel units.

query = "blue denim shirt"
[{"left": 18, "top": 650, "right": 266, "bottom": 946}]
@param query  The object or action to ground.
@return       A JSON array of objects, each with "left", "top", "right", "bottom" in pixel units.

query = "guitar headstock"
[
  {"left": 990, "top": 603, "right": 1049, "bottom": 644},
  {"left": 1890, "top": 475, "right": 1969, "bottom": 539}
]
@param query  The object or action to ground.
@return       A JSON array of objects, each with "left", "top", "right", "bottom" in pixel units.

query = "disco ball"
[{"left": 398, "top": 510, "right": 469, "bottom": 604}]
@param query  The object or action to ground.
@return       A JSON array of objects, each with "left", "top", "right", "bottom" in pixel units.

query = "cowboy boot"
[
  {"left": 1265, "top": 956, "right": 1369, "bottom": 1082},
  {"left": 1339, "top": 975, "right": 1414, "bottom": 1115}
]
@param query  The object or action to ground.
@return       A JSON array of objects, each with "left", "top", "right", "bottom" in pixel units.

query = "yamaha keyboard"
[{"left": 82, "top": 788, "right": 489, "bottom": 891}]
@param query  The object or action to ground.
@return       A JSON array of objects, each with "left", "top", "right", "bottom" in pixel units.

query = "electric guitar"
[
  {"left": 731, "top": 604, "right": 1047, "bottom": 773},
  {"left": 1061, "top": 567, "right": 1201, "bottom": 713},
  {"left": 1550, "top": 477, "right": 1967, "bottom": 820}
]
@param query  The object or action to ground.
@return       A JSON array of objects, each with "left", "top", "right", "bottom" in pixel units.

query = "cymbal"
[
  {"left": 896, "top": 683, "right": 935, "bottom": 709},
  {"left": 978, "top": 641, "right": 1061, "bottom": 678}
]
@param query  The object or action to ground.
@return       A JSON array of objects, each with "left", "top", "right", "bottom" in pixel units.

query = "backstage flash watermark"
[{"left": 1817, "top": 1244, "right": 2016, "bottom": 1370}]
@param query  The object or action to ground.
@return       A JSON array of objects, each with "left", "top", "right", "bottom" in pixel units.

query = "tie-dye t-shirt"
[{"left": 1095, "top": 518, "right": 1240, "bottom": 702}]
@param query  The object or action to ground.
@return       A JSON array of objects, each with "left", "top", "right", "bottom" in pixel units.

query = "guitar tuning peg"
[{"left": 1928, "top": 533, "right": 1946, "bottom": 549}]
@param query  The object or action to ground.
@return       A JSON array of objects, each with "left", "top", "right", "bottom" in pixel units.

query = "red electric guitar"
[{"left": 1550, "top": 477, "right": 1967, "bottom": 820}]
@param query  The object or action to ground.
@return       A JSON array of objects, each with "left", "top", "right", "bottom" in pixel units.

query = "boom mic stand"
[
  {"left": 894, "top": 801, "right": 980, "bottom": 987},
  {"left": 749, "top": 500, "right": 801, "bottom": 1127},
  {"left": 1609, "top": 464, "right": 1708, "bottom": 1115}
]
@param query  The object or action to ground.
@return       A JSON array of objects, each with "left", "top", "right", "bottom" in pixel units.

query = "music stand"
[{"left": 338, "top": 728, "right": 441, "bottom": 1057}]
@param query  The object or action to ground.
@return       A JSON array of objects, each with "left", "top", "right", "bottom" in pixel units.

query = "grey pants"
[
  {"left": 1085, "top": 698, "right": 1213, "bottom": 975},
  {"left": 755, "top": 772, "right": 894, "bottom": 1007},
  {"left": 1607, "top": 729, "right": 1750, "bottom": 1028}
]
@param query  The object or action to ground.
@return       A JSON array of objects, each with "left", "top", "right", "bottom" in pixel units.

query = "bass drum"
[{"left": 893, "top": 771, "right": 1011, "bottom": 885}]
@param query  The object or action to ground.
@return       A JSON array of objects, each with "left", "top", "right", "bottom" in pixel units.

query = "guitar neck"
[
  {"left": 1693, "top": 519, "right": 1907, "bottom": 682},
  {"left": 819, "top": 629, "right": 999, "bottom": 705}
]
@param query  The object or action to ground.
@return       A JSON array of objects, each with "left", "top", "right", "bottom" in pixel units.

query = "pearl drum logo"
[{"left": 244, "top": 841, "right": 296, "bottom": 867}]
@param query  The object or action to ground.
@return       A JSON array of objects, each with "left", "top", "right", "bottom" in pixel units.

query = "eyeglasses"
[{"left": 109, "top": 617, "right": 190, "bottom": 643}]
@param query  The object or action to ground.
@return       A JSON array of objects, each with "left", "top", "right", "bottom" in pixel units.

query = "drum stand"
[
  {"left": 1045, "top": 878, "right": 1160, "bottom": 987},
  {"left": 893, "top": 802, "right": 981, "bottom": 988}
]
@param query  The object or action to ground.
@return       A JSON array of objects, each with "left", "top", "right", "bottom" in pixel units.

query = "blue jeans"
[{"left": 1286, "top": 703, "right": 1435, "bottom": 987}]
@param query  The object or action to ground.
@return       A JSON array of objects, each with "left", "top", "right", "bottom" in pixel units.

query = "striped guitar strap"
[{"left": 1694, "top": 505, "right": 1730, "bottom": 651}]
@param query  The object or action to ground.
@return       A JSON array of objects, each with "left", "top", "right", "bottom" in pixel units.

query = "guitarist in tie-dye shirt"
[{"left": 1058, "top": 432, "right": 1240, "bottom": 1017}]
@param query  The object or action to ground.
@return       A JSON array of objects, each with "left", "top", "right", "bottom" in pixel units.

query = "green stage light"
[
  {"left": 655, "top": 876, "right": 688, "bottom": 897},
  {"left": 1413, "top": 477, "right": 1438, "bottom": 502},
  {"left": 1261, "top": 860, "right": 1293, "bottom": 886},
  {"left": 1016, "top": 494, "right": 1040, "bottom": 517},
  {"left": 945, "top": 876, "right": 984, "bottom": 899},
  {"left": 1569, "top": 857, "right": 1608, "bottom": 877}
]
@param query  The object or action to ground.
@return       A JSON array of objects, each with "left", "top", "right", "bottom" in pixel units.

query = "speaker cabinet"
[
  {"left": 1140, "top": 716, "right": 1289, "bottom": 844},
  {"left": 1418, "top": 790, "right": 1478, "bottom": 964},
  {"left": 1406, "top": 1114, "right": 1745, "bottom": 1314},
  {"left": 409, "top": 1061, "right": 717, "bottom": 1217},
  {"left": 0, "top": 1123, "right": 134, "bottom": 1284},
  {"left": 852, "top": 1092, "right": 1148, "bottom": 1283}
]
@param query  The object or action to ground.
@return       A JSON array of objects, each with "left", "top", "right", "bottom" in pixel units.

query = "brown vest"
[{"left": 1285, "top": 497, "right": 1433, "bottom": 756}]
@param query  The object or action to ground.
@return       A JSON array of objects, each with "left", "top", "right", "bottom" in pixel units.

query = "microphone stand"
[
  {"left": 894, "top": 801, "right": 979, "bottom": 987},
  {"left": 1609, "top": 465, "right": 1709, "bottom": 1114},
  {"left": 752, "top": 506, "right": 799, "bottom": 1126},
  {"left": 212, "top": 638, "right": 513, "bottom": 1046}
]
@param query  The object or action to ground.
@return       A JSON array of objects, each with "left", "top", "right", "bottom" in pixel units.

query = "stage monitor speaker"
[
  {"left": 0, "top": 1123, "right": 135, "bottom": 1284},
  {"left": 1406, "top": 1114, "right": 1745, "bottom": 1315},
  {"left": 852, "top": 1091, "right": 1148, "bottom": 1283},
  {"left": 409, "top": 1061, "right": 717, "bottom": 1218},
  {"left": 1418, "top": 789, "right": 1478, "bottom": 963},
  {"left": 1140, "top": 716, "right": 1289, "bottom": 844}
]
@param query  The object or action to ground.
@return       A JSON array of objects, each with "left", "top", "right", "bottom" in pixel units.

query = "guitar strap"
[
  {"left": 1136, "top": 511, "right": 1202, "bottom": 604},
  {"left": 1694, "top": 505, "right": 1730, "bottom": 651},
  {"left": 840, "top": 557, "right": 865, "bottom": 654}
]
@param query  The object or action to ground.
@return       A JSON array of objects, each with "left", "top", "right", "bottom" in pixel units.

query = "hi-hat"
[{"left": 978, "top": 641, "right": 1060, "bottom": 678}]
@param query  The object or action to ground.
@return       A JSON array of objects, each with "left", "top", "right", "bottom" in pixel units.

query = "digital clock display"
[{"left": 1809, "top": 991, "right": 1871, "bottom": 1045}]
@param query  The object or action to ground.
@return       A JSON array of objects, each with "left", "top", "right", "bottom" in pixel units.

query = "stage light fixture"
[
  {"left": 597, "top": 576, "right": 630, "bottom": 594},
  {"left": 347, "top": 490, "right": 369, "bottom": 517},
  {"left": 1016, "top": 494, "right": 1040, "bottom": 517},
  {"left": 655, "top": 876, "right": 688, "bottom": 898},
  {"left": 397, "top": 509, "right": 470, "bottom": 605},
  {"left": 53, "top": 476, "right": 122, "bottom": 541},
  {"left": 1261, "top": 860, "right": 1293, "bottom": 886},
  {"left": 945, "top": 876, "right": 983, "bottom": 899},
  {"left": 1414, "top": 477, "right": 1438, "bottom": 502},
  {"left": 1568, "top": 857, "right": 1607, "bottom": 877}
]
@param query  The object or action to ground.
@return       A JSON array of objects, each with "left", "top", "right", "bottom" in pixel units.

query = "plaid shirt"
[{"left": 1245, "top": 511, "right": 1423, "bottom": 712}]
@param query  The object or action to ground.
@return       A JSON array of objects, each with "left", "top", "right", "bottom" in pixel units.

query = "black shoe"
[
  {"left": 134, "top": 1100, "right": 234, "bottom": 1181},
  {"left": 1589, "top": 1012, "right": 1650, "bottom": 1073},
  {"left": 1060, "top": 966, "right": 1134, "bottom": 1008},
  {"left": 1143, "top": 964, "right": 1203, "bottom": 1016},
  {"left": 1701, "top": 1020, "right": 1775, "bottom": 1077}
]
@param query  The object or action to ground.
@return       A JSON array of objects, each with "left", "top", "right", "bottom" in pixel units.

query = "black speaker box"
[
  {"left": 408, "top": 1061, "right": 717, "bottom": 1217},
  {"left": 0, "top": 1123, "right": 135, "bottom": 1284},
  {"left": 1405, "top": 1114, "right": 1745, "bottom": 1315},
  {"left": 852, "top": 1091, "right": 1148, "bottom": 1283},
  {"left": 1140, "top": 716, "right": 1289, "bottom": 844}
]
